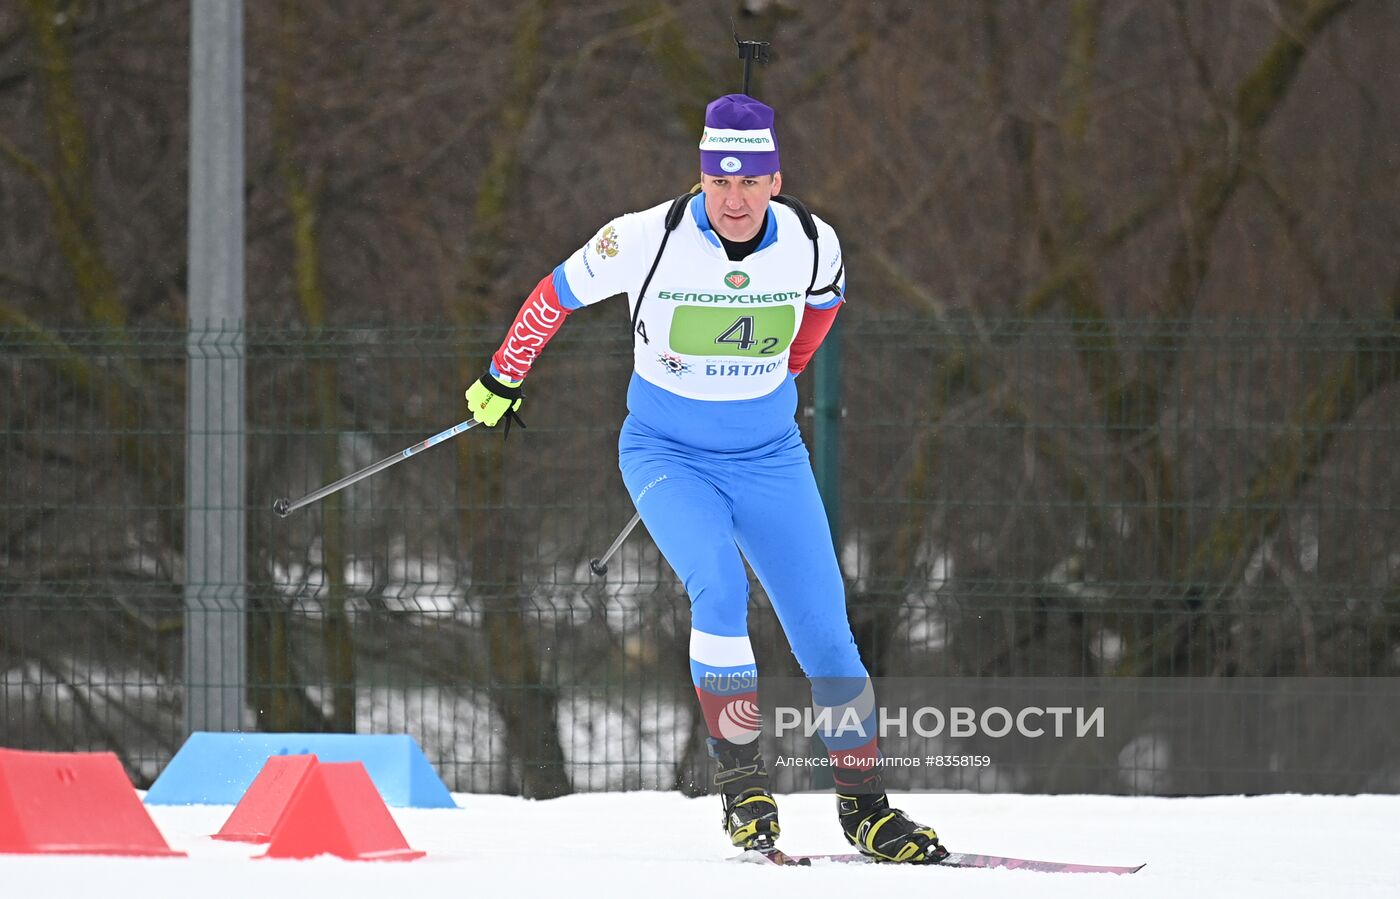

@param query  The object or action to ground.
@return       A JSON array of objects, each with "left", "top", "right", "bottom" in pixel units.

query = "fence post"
[
  {"left": 808, "top": 316, "right": 842, "bottom": 787},
  {"left": 185, "top": 0, "right": 246, "bottom": 734},
  {"left": 812, "top": 315, "right": 842, "bottom": 544}
]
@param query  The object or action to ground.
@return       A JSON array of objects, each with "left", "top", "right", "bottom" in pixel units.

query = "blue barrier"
[{"left": 144, "top": 732, "right": 457, "bottom": 808}]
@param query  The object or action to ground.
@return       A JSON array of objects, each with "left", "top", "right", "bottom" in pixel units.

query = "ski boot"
[
  {"left": 709, "top": 737, "right": 780, "bottom": 852},
  {"left": 835, "top": 768, "right": 948, "bottom": 864}
]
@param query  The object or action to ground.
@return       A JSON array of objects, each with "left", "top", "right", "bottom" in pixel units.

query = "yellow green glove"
[{"left": 465, "top": 370, "right": 526, "bottom": 435}]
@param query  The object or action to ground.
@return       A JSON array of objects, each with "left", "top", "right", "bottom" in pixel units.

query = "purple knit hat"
[{"left": 699, "top": 94, "right": 780, "bottom": 177}]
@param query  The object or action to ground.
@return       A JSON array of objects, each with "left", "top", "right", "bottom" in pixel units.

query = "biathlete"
[{"left": 465, "top": 93, "right": 947, "bottom": 864}]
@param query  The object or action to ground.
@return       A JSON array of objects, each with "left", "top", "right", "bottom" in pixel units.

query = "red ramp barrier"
[
  {"left": 213, "top": 753, "right": 318, "bottom": 843},
  {"left": 260, "top": 761, "right": 424, "bottom": 861},
  {"left": 0, "top": 748, "right": 183, "bottom": 856}
]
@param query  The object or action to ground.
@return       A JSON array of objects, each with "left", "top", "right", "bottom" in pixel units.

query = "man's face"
[{"left": 701, "top": 172, "right": 782, "bottom": 242}]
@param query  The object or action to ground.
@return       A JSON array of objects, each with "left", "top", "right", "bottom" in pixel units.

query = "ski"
[{"left": 741, "top": 847, "right": 1144, "bottom": 874}]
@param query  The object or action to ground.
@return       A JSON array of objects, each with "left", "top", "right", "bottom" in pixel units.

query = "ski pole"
[
  {"left": 273, "top": 418, "right": 482, "bottom": 518},
  {"left": 590, "top": 510, "right": 642, "bottom": 576}
]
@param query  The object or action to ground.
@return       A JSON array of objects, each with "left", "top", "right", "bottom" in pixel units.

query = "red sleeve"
[
  {"left": 787, "top": 301, "right": 842, "bottom": 374},
  {"left": 490, "top": 273, "right": 572, "bottom": 381}
]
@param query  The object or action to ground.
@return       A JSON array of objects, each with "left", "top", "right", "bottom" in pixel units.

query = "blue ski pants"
[{"left": 618, "top": 417, "right": 871, "bottom": 688}]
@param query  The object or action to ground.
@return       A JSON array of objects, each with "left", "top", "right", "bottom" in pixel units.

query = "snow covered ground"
[{"left": 4, "top": 791, "right": 1398, "bottom": 898}]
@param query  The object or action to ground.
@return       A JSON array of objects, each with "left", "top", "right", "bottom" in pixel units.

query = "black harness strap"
[
  {"left": 771, "top": 194, "right": 841, "bottom": 299},
  {"left": 630, "top": 189, "right": 697, "bottom": 345},
  {"left": 770, "top": 194, "right": 819, "bottom": 297},
  {"left": 631, "top": 190, "right": 834, "bottom": 347},
  {"left": 807, "top": 261, "right": 844, "bottom": 298}
]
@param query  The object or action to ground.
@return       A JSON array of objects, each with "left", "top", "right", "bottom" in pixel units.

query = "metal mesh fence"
[{"left": 2, "top": 316, "right": 1397, "bottom": 794}]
